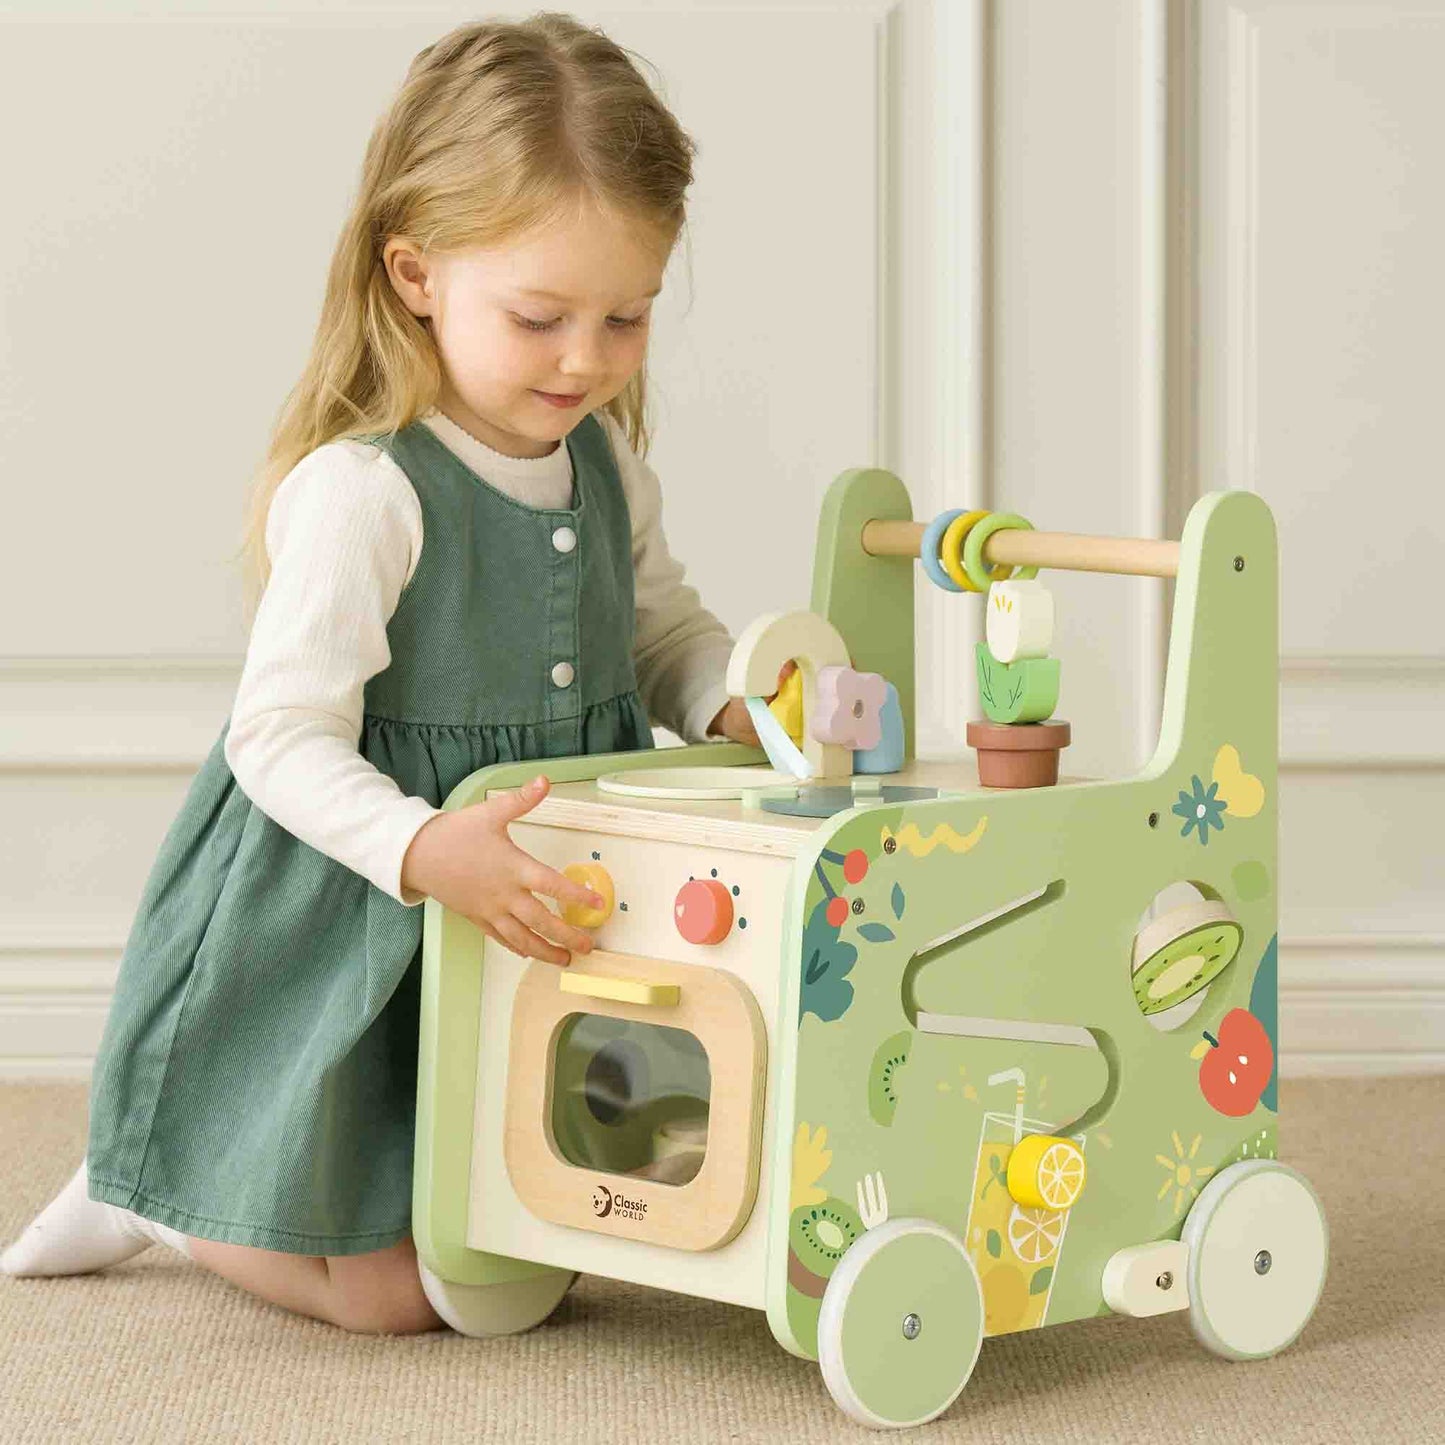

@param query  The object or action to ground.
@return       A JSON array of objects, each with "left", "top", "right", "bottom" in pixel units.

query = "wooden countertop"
[{"left": 515, "top": 758, "right": 1097, "bottom": 858}]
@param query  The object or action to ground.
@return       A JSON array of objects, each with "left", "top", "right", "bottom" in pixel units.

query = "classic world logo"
[{"left": 591, "top": 1184, "right": 647, "bottom": 1223}]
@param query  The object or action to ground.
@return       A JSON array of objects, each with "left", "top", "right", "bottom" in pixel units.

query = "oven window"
[{"left": 550, "top": 1013, "right": 711, "bottom": 1187}]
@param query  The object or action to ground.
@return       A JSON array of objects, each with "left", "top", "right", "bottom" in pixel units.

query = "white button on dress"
[
  {"left": 551, "top": 661, "right": 575, "bottom": 688},
  {"left": 551, "top": 526, "right": 577, "bottom": 554}
]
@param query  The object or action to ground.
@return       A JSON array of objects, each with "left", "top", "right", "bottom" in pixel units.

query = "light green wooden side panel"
[
  {"left": 811, "top": 469, "right": 916, "bottom": 761},
  {"left": 412, "top": 740, "right": 766, "bottom": 1286},
  {"left": 766, "top": 489, "right": 1280, "bottom": 1359}
]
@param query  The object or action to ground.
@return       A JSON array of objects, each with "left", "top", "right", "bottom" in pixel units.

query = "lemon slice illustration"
[
  {"left": 1006, "top": 1136, "right": 1087, "bottom": 1211},
  {"left": 1007, "top": 1205, "right": 1064, "bottom": 1265}
]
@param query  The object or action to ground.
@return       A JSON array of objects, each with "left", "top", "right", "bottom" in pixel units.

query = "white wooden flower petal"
[{"left": 985, "top": 579, "right": 1055, "bottom": 663}]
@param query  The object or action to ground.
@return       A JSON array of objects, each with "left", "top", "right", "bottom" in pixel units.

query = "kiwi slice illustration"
[
  {"left": 1131, "top": 899, "right": 1243, "bottom": 1016},
  {"left": 866, "top": 1029, "right": 912, "bottom": 1126},
  {"left": 787, "top": 1197, "right": 863, "bottom": 1297}
]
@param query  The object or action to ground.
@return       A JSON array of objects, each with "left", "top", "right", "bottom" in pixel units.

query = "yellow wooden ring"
[{"left": 939, "top": 510, "right": 992, "bottom": 592}]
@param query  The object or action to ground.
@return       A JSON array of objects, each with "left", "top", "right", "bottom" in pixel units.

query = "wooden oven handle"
[{"left": 557, "top": 970, "right": 681, "bottom": 1008}]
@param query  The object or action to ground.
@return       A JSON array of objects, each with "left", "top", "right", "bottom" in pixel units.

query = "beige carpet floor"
[{"left": 2, "top": 1076, "right": 1440, "bottom": 1443}]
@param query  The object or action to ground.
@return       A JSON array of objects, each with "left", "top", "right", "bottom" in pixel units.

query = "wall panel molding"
[
  {"left": 1280, "top": 655, "right": 1445, "bottom": 769},
  {"left": 0, "top": 656, "right": 238, "bottom": 772},
  {"left": 892, "top": 0, "right": 987, "bottom": 762}
]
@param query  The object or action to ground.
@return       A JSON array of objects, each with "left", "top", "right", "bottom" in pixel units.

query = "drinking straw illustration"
[{"left": 988, "top": 1067, "right": 1027, "bottom": 1144}]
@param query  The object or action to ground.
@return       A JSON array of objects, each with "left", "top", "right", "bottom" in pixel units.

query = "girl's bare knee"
[
  {"left": 331, "top": 1289, "right": 443, "bottom": 1336},
  {"left": 325, "top": 1237, "right": 445, "bottom": 1336}
]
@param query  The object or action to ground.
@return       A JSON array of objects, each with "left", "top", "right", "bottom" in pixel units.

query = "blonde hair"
[{"left": 234, "top": 11, "right": 697, "bottom": 620}]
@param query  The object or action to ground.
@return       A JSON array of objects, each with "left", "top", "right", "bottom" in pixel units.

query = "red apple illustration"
[{"left": 1198, "top": 1008, "right": 1274, "bottom": 1117}]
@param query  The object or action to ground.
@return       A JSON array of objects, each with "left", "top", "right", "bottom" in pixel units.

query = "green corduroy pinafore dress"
[{"left": 87, "top": 413, "right": 653, "bottom": 1254}]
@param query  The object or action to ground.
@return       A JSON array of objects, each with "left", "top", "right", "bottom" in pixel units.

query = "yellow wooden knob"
[
  {"left": 561, "top": 862, "right": 615, "bottom": 929},
  {"left": 1006, "top": 1135, "right": 1086, "bottom": 1211}
]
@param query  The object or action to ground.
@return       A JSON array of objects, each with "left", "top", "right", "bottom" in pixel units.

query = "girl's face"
[{"left": 385, "top": 198, "right": 667, "bottom": 459}]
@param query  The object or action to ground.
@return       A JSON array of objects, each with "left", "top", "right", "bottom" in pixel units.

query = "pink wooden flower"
[{"left": 811, "top": 666, "right": 888, "bottom": 750}]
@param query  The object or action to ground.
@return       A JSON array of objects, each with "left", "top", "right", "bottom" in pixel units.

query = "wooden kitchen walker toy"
[{"left": 410, "top": 467, "right": 1326, "bottom": 1430}]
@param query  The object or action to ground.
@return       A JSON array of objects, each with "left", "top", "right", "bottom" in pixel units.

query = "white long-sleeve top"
[{"left": 223, "top": 410, "right": 736, "bottom": 908}]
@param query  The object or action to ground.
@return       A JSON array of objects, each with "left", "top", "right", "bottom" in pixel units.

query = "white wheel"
[
  {"left": 418, "top": 1260, "right": 577, "bottom": 1337},
  {"left": 1182, "top": 1159, "right": 1327, "bottom": 1361},
  {"left": 817, "top": 1218, "right": 984, "bottom": 1429}
]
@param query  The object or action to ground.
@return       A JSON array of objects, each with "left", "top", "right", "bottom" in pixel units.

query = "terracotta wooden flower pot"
[{"left": 966, "top": 719, "right": 1071, "bottom": 788}]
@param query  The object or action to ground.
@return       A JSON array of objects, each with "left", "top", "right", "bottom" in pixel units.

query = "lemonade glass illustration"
[{"left": 963, "top": 1068, "right": 1086, "bottom": 1336}]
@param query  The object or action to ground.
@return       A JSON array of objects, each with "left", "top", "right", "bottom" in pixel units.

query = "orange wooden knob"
[{"left": 674, "top": 878, "right": 734, "bottom": 945}]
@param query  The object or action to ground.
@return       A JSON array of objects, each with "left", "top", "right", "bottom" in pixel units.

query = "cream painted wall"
[
  {"left": 1194, "top": 0, "right": 1445, "bottom": 1070},
  {"left": 2, "top": 0, "right": 1440, "bottom": 1075}
]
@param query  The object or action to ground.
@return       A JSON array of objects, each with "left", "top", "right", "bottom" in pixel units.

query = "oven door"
[{"left": 503, "top": 948, "right": 766, "bottom": 1252}]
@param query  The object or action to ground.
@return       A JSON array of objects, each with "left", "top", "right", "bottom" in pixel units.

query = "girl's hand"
[
  {"left": 399, "top": 775, "right": 602, "bottom": 966},
  {"left": 708, "top": 695, "right": 759, "bottom": 746},
  {"left": 708, "top": 660, "right": 798, "bottom": 747}
]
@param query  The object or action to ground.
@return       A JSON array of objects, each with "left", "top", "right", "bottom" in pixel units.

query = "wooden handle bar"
[{"left": 860, "top": 519, "right": 1180, "bottom": 579}]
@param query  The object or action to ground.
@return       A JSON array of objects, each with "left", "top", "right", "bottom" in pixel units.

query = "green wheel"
[
  {"left": 817, "top": 1218, "right": 984, "bottom": 1429},
  {"left": 418, "top": 1261, "right": 577, "bottom": 1337}
]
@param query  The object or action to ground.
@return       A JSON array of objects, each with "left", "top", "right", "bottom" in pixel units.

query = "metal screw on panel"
[
  {"left": 901, "top": 1313, "right": 922, "bottom": 1341},
  {"left": 1255, "top": 1250, "right": 1272, "bottom": 1275},
  {"left": 1233, "top": 555, "right": 1246, "bottom": 572},
  {"left": 1148, "top": 812, "right": 1160, "bottom": 829},
  {"left": 1156, "top": 1271, "right": 1173, "bottom": 1291}
]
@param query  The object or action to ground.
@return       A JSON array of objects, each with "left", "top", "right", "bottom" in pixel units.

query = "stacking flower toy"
[{"left": 919, "top": 509, "right": 1071, "bottom": 787}]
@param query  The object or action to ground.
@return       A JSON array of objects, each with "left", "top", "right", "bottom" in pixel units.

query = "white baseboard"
[
  {"left": 1280, "top": 933, "right": 1445, "bottom": 1075},
  {"left": 2, "top": 938, "right": 1439, "bottom": 1081}
]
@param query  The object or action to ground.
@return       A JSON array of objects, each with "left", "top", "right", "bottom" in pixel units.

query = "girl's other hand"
[
  {"left": 708, "top": 696, "right": 759, "bottom": 746},
  {"left": 398, "top": 775, "right": 601, "bottom": 966},
  {"left": 707, "top": 659, "right": 797, "bottom": 747}
]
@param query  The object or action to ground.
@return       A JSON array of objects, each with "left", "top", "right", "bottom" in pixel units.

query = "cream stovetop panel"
[{"left": 465, "top": 812, "right": 799, "bottom": 1309}]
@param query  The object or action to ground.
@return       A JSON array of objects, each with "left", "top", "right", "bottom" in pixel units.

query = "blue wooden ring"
[{"left": 920, "top": 509, "right": 965, "bottom": 592}]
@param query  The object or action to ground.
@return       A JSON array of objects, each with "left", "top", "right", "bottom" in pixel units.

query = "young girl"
[{"left": 3, "top": 13, "right": 766, "bottom": 1335}]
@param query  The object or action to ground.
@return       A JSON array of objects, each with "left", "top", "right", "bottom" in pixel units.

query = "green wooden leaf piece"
[{"left": 974, "top": 642, "right": 1060, "bottom": 723}]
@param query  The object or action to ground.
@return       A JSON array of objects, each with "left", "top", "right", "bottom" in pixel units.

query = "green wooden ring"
[{"left": 962, "top": 511, "right": 1038, "bottom": 591}]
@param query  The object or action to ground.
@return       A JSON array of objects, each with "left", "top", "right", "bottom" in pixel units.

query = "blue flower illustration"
[{"left": 1173, "top": 774, "right": 1227, "bottom": 845}]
